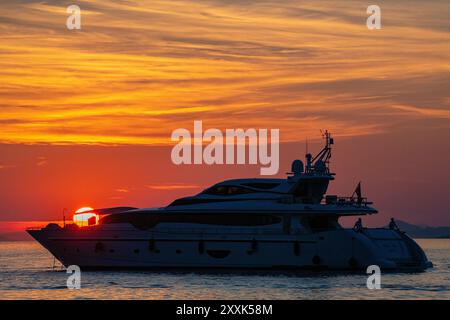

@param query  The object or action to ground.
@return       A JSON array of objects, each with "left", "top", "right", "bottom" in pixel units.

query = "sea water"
[{"left": 0, "top": 240, "right": 448, "bottom": 299}]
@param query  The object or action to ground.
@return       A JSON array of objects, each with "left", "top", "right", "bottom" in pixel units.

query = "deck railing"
[{"left": 323, "top": 196, "right": 373, "bottom": 206}]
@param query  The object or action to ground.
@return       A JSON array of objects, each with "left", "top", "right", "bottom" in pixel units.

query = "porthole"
[
  {"left": 95, "top": 242, "right": 105, "bottom": 253},
  {"left": 312, "top": 255, "right": 321, "bottom": 265},
  {"left": 198, "top": 241, "right": 205, "bottom": 254},
  {"left": 206, "top": 250, "right": 230, "bottom": 259},
  {"left": 348, "top": 257, "right": 358, "bottom": 268},
  {"left": 293, "top": 241, "right": 300, "bottom": 256}
]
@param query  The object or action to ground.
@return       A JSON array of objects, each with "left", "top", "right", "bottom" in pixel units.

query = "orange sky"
[{"left": 0, "top": 0, "right": 449, "bottom": 228}]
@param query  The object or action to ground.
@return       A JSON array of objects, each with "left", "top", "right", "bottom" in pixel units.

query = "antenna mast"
[
  {"left": 310, "top": 130, "right": 334, "bottom": 170},
  {"left": 305, "top": 137, "right": 308, "bottom": 155},
  {"left": 63, "top": 208, "right": 67, "bottom": 228}
]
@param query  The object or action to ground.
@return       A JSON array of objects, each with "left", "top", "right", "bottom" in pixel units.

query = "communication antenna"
[
  {"left": 310, "top": 130, "right": 334, "bottom": 171},
  {"left": 305, "top": 137, "right": 308, "bottom": 155},
  {"left": 63, "top": 208, "right": 67, "bottom": 228}
]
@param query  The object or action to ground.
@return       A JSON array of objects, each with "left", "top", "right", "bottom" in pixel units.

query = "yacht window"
[
  {"left": 242, "top": 182, "right": 280, "bottom": 189},
  {"left": 101, "top": 212, "right": 282, "bottom": 228},
  {"left": 227, "top": 186, "right": 254, "bottom": 195},
  {"left": 203, "top": 186, "right": 229, "bottom": 195},
  {"left": 293, "top": 179, "right": 329, "bottom": 203},
  {"left": 203, "top": 186, "right": 255, "bottom": 196},
  {"left": 305, "top": 216, "right": 339, "bottom": 232},
  {"left": 166, "top": 213, "right": 281, "bottom": 226}
]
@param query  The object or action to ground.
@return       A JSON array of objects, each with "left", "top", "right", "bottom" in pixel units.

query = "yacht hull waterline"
[{"left": 28, "top": 132, "right": 432, "bottom": 271}]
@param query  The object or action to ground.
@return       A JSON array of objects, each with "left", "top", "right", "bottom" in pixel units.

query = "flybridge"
[{"left": 170, "top": 121, "right": 279, "bottom": 175}]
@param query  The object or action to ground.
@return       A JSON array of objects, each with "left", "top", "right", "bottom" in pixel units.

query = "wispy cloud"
[
  {"left": 391, "top": 105, "right": 450, "bottom": 119},
  {"left": 0, "top": 164, "right": 16, "bottom": 170},
  {"left": 36, "top": 156, "right": 47, "bottom": 166},
  {"left": 146, "top": 183, "right": 201, "bottom": 190},
  {"left": 0, "top": 0, "right": 448, "bottom": 145}
]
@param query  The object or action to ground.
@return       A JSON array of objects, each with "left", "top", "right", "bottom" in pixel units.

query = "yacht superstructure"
[{"left": 28, "top": 132, "right": 432, "bottom": 271}]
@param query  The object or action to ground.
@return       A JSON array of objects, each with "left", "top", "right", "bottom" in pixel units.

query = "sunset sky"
[{"left": 0, "top": 0, "right": 449, "bottom": 231}]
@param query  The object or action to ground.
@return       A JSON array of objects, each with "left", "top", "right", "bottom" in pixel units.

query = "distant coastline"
[
  {"left": 0, "top": 232, "right": 33, "bottom": 241},
  {"left": 386, "top": 220, "right": 450, "bottom": 239}
]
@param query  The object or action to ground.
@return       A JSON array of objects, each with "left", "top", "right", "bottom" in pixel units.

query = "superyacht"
[{"left": 28, "top": 132, "right": 432, "bottom": 271}]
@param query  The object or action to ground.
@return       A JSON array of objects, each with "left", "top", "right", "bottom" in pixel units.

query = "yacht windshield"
[{"left": 202, "top": 185, "right": 256, "bottom": 195}]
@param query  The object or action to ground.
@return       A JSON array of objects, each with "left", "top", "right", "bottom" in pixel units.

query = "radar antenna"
[
  {"left": 305, "top": 130, "right": 334, "bottom": 174},
  {"left": 312, "top": 130, "right": 333, "bottom": 164}
]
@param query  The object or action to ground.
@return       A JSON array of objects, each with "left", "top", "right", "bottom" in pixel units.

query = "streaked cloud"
[
  {"left": 0, "top": 0, "right": 448, "bottom": 145},
  {"left": 36, "top": 156, "right": 47, "bottom": 166},
  {"left": 0, "top": 164, "right": 16, "bottom": 170},
  {"left": 146, "top": 183, "right": 201, "bottom": 190},
  {"left": 391, "top": 105, "right": 450, "bottom": 119}
]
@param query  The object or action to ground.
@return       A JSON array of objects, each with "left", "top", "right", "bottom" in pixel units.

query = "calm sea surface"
[{"left": 0, "top": 240, "right": 448, "bottom": 299}]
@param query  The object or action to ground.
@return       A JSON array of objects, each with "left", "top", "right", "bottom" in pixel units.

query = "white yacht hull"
[{"left": 28, "top": 226, "right": 432, "bottom": 271}]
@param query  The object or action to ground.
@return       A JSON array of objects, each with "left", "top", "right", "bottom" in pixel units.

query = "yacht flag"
[{"left": 353, "top": 182, "right": 362, "bottom": 204}]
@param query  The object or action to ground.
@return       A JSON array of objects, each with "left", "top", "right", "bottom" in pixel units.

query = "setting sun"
[
  {"left": 73, "top": 207, "right": 98, "bottom": 227},
  {"left": 75, "top": 207, "right": 94, "bottom": 214}
]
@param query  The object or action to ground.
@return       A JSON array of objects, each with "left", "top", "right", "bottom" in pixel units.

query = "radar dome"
[{"left": 291, "top": 160, "right": 304, "bottom": 175}]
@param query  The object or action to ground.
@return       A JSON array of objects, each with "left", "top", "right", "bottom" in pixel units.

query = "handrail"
[
  {"left": 323, "top": 196, "right": 372, "bottom": 206},
  {"left": 26, "top": 226, "right": 48, "bottom": 230},
  {"left": 150, "top": 227, "right": 283, "bottom": 235},
  {"left": 27, "top": 225, "right": 285, "bottom": 235}
]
